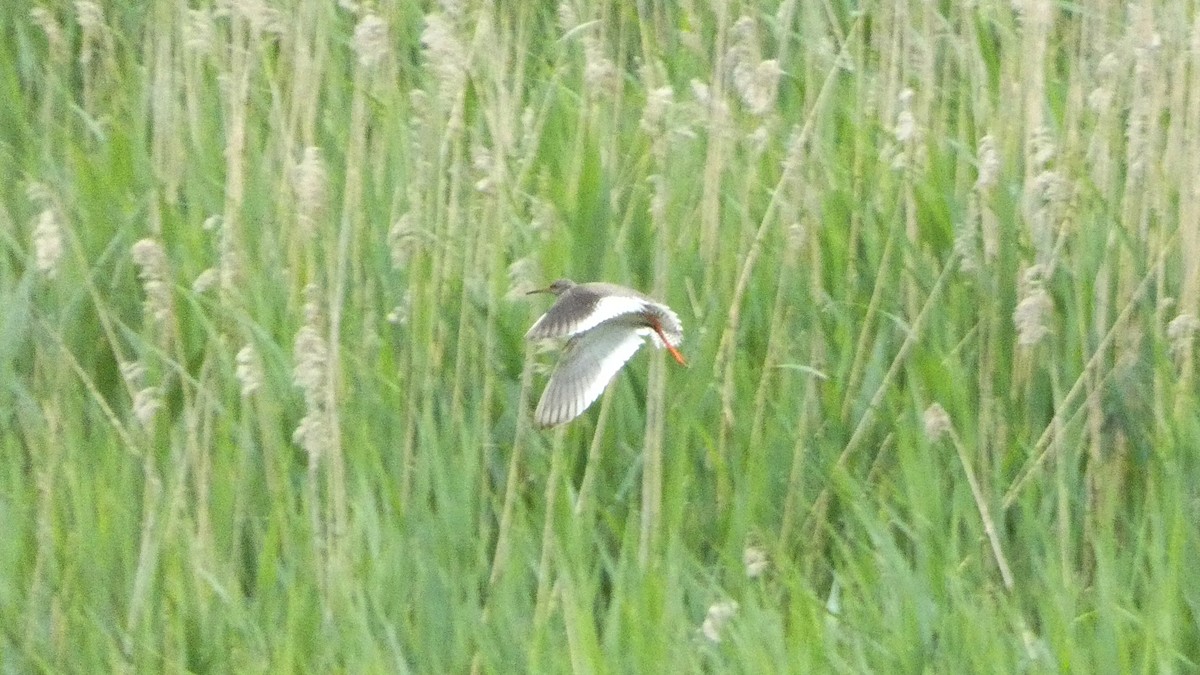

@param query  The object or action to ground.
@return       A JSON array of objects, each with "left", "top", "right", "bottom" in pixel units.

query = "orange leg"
[{"left": 651, "top": 324, "right": 687, "bottom": 366}]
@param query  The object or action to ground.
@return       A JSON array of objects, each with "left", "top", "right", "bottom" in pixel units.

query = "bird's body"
[{"left": 526, "top": 279, "right": 686, "bottom": 427}]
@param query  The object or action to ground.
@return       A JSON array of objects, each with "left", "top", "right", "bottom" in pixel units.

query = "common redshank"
[{"left": 526, "top": 279, "right": 686, "bottom": 427}]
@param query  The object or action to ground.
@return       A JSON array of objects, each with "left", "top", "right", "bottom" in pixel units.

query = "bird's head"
[{"left": 528, "top": 278, "right": 576, "bottom": 296}]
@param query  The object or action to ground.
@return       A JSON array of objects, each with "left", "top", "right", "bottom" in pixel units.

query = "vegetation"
[{"left": 3, "top": 0, "right": 1198, "bottom": 671}]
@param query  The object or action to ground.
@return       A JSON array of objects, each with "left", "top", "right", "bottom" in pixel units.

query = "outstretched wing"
[
  {"left": 526, "top": 293, "right": 650, "bottom": 340},
  {"left": 533, "top": 322, "right": 648, "bottom": 427}
]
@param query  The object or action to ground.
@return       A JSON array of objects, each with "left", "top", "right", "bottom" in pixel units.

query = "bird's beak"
[{"left": 526, "top": 286, "right": 551, "bottom": 295}]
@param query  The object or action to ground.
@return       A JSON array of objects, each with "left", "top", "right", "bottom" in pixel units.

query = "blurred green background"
[{"left": 2, "top": 0, "right": 1199, "bottom": 671}]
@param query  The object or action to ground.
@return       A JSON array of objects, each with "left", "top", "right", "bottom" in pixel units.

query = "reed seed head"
[
  {"left": 1013, "top": 288, "right": 1053, "bottom": 347},
  {"left": 293, "top": 146, "right": 328, "bottom": 237},
  {"left": 30, "top": 8, "right": 68, "bottom": 63},
  {"left": 420, "top": 13, "right": 464, "bottom": 90},
  {"left": 192, "top": 268, "right": 218, "bottom": 294},
  {"left": 581, "top": 35, "right": 619, "bottom": 96},
  {"left": 32, "top": 209, "right": 64, "bottom": 279},
  {"left": 976, "top": 135, "right": 999, "bottom": 191},
  {"left": 132, "top": 387, "right": 163, "bottom": 428},
  {"left": 743, "top": 546, "right": 768, "bottom": 578},
  {"left": 293, "top": 285, "right": 330, "bottom": 461},
  {"left": 353, "top": 13, "right": 389, "bottom": 69},
  {"left": 1167, "top": 313, "right": 1199, "bottom": 364},
  {"left": 184, "top": 9, "right": 216, "bottom": 55},
  {"left": 131, "top": 238, "right": 173, "bottom": 327},
  {"left": 700, "top": 601, "right": 738, "bottom": 643},
  {"left": 923, "top": 403, "right": 952, "bottom": 443},
  {"left": 236, "top": 344, "right": 264, "bottom": 397}
]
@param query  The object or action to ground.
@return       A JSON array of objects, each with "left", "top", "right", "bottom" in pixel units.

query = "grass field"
[{"left": 3, "top": 0, "right": 1200, "bottom": 671}]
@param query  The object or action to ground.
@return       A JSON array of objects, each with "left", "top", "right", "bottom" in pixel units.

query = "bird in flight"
[{"left": 525, "top": 279, "right": 686, "bottom": 427}]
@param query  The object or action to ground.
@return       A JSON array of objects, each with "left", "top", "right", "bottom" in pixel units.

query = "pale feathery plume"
[
  {"left": 120, "top": 361, "right": 161, "bottom": 428},
  {"left": 529, "top": 190, "right": 559, "bottom": 239},
  {"left": 743, "top": 546, "right": 768, "bottom": 579},
  {"left": 1031, "top": 170, "right": 1070, "bottom": 207},
  {"left": 727, "top": 17, "right": 781, "bottom": 116},
  {"left": 690, "top": 79, "right": 732, "bottom": 138},
  {"left": 1013, "top": 266, "right": 1053, "bottom": 348},
  {"left": 556, "top": 1, "right": 577, "bottom": 34},
  {"left": 470, "top": 141, "right": 494, "bottom": 194},
  {"left": 786, "top": 222, "right": 807, "bottom": 255},
  {"left": 131, "top": 238, "right": 174, "bottom": 327},
  {"left": 953, "top": 229, "right": 981, "bottom": 274},
  {"left": 120, "top": 360, "right": 147, "bottom": 387},
  {"left": 1028, "top": 165, "right": 1070, "bottom": 257},
  {"left": 1027, "top": 126, "right": 1057, "bottom": 169},
  {"left": 231, "top": 0, "right": 285, "bottom": 35},
  {"left": 29, "top": 8, "right": 68, "bottom": 63},
  {"left": 641, "top": 86, "right": 675, "bottom": 134},
  {"left": 639, "top": 75, "right": 697, "bottom": 145},
  {"left": 72, "top": 2, "right": 100, "bottom": 26},
  {"left": 734, "top": 60, "right": 782, "bottom": 116},
  {"left": 74, "top": 1, "right": 105, "bottom": 67},
  {"left": 1020, "top": 627, "right": 1054, "bottom": 670},
  {"left": 387, "top": 213, "right": 418, "bottom": 270},
  {"left": 192, "top": 268, "right": 219, "bottom": 294},
  {"left": 183, "top": 9, "right": 216, "bottom": 56},
  {"left": 1087, "top": 53, "right": 1121, "bottom": 114},
  {"left": 975, "top": 135, "right": 999, "bottom": 191},
  {"left": 894, "top": 108, "right": 916, "bottom": 144},
  {"left": 132, "top": 386, "right": 163, "bottom": 427},
  {"left": 439, "top": 0, "right": 466, "bottom": 21},
  {"left": 1125, "top": 5, "right": 1161, "bottom": 187},
  {"left": 678, "top": 4, "right": 704, "bottom": 56},
  {"left": 964, "top": 133, "right": 1002, "bottom": 269},
  {"left": 353, "top": 13, "right": 389, "bottom": 69},
  {"left": 890, "top": 89, "right": 925, "bottom": 172},
  {"left": 1011, "top": 0, "right": 1052, "bottom": 26},
  {"left": 647, "top": 173, "right": 667, "bottom": 225},
  {"left": 385, "top": 289, "right": 412, "bottom": 327},
  {"left": 727, "top": 17, "right": 758, "bottom": 92},
  {"left": 746, "top": 125, "right": 770, "bottom": 155},
  {"left": 518, "top": 105, "right": 539, "bottom": 166},
  {"left": 197, "top": 214, "right": 238, "bottom": 294},
  {"left": 1013, "top": 292, "right": 1053, "bottom": 346},
  {"left": 293, "top": 285, "right": 331, "bottom": 463},
  {"left": 420, "top": 13, "right": 464, "bottom": 91},
  {"left": 31, "top": 208, "right": 64, "bottom": 279},
  {"left": 700, "top": 601, "right": 739, "bottom": 643},
  {"left": 406, "top": 89, "right": 434, "bottom": 182},
  {"left": 292, "top": 146, "right": 328, "bottom": 239},
  {"left": 780, "top": 124, "right": 805, "bottom": 177},
  {"left": 1026, "top": 127, "right": 1068, "bottom": 258},
  {"left": 235, "top": 343, "right": 264, "bottom": 397},
  {"left": 581, "top": 34, "right": 619, "bottom": 96},
  {"left": 505, "top": 257, "right": 540, "bottom": 301},
  {"left": 1167, "top": 313, "right": 1200, "bottom": 366},
  {"left": 923, "top": 403, "right": 952, "bottom": 443}
]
